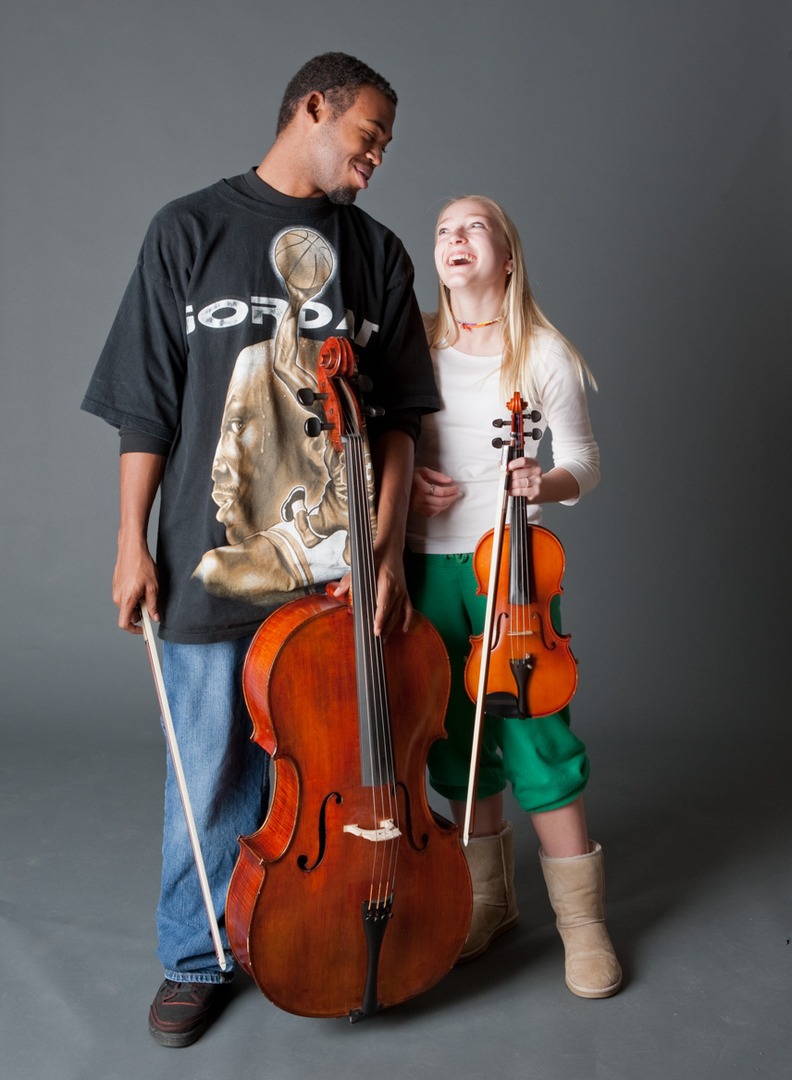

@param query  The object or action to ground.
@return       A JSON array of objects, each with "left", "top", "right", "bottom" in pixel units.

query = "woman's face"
[{"left": 434, "top": 198, "right": 512, "bottom": 293}]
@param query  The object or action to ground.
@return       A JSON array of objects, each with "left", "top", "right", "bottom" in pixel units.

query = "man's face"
[
  {"left": 211, "top": 353, "right": 269, "bottom": 544},
  {"left": 311, "top": 86, "right": 395, "bottom": 204}
]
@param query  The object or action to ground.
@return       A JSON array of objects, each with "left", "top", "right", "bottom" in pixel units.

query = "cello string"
[
  {"left": 360, "top": 434, "right": 399, "bottom": 900},
  {"left": 346, "top": 428, "right": 381, "bottom": 903},
  {"left": 356, "top": 432, "right": 399, "bottom": 901},
  {"left": 337, "top": 375, "right": 382, "bottom": 904},
  {"left": 348, "top": 429, "right": 392, "bottom": 905},
  {"left": 357, "top": 435, "right": 388, "bottom": 902},
  {"left": 339, "top": 352, "right": 399, "bottom": 907}
]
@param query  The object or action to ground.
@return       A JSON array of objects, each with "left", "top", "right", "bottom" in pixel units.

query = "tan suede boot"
[
  {"left": 539, "top": 841, "right": 622, "bottom": 998},
  {"left": 458, "top": 821, "right": 519, "bottom": 962}
]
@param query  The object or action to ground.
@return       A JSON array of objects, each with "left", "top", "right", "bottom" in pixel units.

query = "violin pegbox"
[{"left": 491, "top": 394, "right": 542, "bottom": 451}]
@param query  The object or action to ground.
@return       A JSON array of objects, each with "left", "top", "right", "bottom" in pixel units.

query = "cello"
[
  {"left": 226, "top": 337, "right": 472, "bottom": 1020},
  {"left": 461, "top": 392, "right": 578, "bottom": 841}
]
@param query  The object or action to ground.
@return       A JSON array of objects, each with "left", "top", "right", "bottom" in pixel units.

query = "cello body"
[{"left": 225, "top": 338, "right": 472, "bottom": 1019}]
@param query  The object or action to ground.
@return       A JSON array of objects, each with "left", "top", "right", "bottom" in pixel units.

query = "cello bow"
[{"left": 140, "top": 602, "right": 228, "bottom": 971}]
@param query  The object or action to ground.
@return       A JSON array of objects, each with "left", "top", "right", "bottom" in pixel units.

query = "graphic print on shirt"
[{"left": 192, "top": 227, "right": 374, "bottom": 603}]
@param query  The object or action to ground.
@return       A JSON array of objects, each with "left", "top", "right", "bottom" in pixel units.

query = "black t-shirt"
[{"left": 82, "top": 170, "right": 438, "bottom": 642}]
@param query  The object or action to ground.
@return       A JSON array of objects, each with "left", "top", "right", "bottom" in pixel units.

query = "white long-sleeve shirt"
[{"left": 406, "top": 329, "right": 600, "bottom": 554}]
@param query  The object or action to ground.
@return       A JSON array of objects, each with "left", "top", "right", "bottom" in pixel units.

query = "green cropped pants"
[{"left": 407, "top": 551, "right": 589, "bottom": 814}]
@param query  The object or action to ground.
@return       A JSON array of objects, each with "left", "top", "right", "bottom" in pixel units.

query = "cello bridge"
[{"left": 343, "top": 819, "right": 402, "bottom": 843}]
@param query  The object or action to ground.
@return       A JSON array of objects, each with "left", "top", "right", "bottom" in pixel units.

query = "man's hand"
[
  {"left": 113, "top": 538, "right": 159, "bottom": 634},
  {"left": 114, "top": 452, "right": 166, "bottom": 634},
  {"left": 330, "top": 550, "right": 412, "bottom": 640},
  {"left": 372, "top": 545, "right": 412, "bottom": 639}
]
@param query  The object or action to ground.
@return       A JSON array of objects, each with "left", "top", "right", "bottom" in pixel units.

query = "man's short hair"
[{"left": 276, "top": 52, "right": 397, "bottom": 134}]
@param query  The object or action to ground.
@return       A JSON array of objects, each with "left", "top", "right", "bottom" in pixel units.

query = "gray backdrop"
[
  {"left": 3, "top": 0, "right": 786, "bottom": 743},
  {"left": 1, "top": 2, "right": 790, "bottom": 1078},
  {"left": 3, "top": 0, "right": 789, "bottom": 742}
]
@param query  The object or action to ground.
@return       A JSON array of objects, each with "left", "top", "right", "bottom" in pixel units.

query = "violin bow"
[
  {"left": 462, "top": 440, "right": 511, "bottom": 846},
  {"left": 139, "top": 602, "right": 228, "bottom": 971}
]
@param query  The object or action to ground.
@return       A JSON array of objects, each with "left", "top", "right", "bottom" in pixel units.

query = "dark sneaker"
[{"left": 148, "top": 979, "right": 225, "bottom": 1047}]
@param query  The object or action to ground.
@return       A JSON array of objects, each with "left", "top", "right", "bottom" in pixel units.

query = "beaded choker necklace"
[{"left": 455, "top": 315, "right": 503, "bottom": 333}]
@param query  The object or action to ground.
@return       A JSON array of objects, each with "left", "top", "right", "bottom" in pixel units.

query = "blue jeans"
[{"left": 157, "top": 636, "right": 270, "bottom": 983}]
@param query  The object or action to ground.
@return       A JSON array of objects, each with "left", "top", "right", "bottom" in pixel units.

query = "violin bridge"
[{"left": 343, "top": 819, "right": 401, "bottom": 843}]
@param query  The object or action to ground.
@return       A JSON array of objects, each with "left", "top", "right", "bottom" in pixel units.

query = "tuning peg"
[
  {"left": 364, "top": 405, "right": 385, "bottom": 418},
  {"left": 525, "top": 409, "right": 541, "bottom": 423},
  {"left": 296, "top": 387, "right": 328, "bottom": 406},
  {"left": 525, "top": 427, "right": 543, "bottom": 441},
  {"left": 304, "top": 417, "right": 334, "bottom": 437},
  {"left": 492, "top": 417, "right": 509, "bottom": 429},
  {"left": 356, "top": 374, "right": 374, "bottom": 393}
]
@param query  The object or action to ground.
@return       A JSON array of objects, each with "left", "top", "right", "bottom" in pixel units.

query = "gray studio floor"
[{"left": 2, "top": 716, "right": 788, "bottom": 1080}]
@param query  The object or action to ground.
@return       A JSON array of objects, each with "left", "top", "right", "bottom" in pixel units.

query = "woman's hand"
[
  {"left": 507, "top": 459, "right": 581, "bottom": 504},
  {"left": 507, "top": 457, "right": 544, "bottom": 502},
  {"left": 410, "top": 466, "right": 460, "bottom": 518}
]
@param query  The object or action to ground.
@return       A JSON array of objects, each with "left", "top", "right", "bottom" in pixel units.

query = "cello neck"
[{"left": 335, "top": 376, "right": 394, "bottom": 790}]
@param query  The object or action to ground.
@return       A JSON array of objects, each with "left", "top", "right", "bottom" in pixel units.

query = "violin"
[
  {"left": 461, "top": 392, "right": 578, "bottom": 840},
  {"left": 226, "top": 337, "right": 472, "bottom": 1020}
]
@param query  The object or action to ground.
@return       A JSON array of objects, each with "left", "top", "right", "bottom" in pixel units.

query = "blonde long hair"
[{"left": 427, "top": 195, "right": 596, "bottom": 402}]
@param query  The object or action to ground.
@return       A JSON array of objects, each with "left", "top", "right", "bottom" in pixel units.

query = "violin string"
[
  {"left": 508, "top": 404, "right": 533, "bottom": 701},
  {"left": 511, "top": 417, "right": 524, "bottom": 660}
]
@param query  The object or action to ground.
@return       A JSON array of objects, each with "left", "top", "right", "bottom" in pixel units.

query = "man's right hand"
[
  {"left": 114, "top": 451, "right": 166, "bottom": 634},
  {"left": 113, "top": 539, "right": 159, "bottom": 634}
]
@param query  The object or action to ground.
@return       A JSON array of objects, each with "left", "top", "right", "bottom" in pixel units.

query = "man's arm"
[
  {"left": 370, "top": 428, "right": 414, "bottom": 639},
  {"left": 113, "top": 452, "right": 166, "bottom": 634}
]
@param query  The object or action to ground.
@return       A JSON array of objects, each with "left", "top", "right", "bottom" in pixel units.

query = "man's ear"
[{"left": 302, "top": 91, "right": 327, "bottom": 126}]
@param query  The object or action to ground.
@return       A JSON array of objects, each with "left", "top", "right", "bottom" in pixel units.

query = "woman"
[{"left": 407, "top": 196, "right": 621, "bottom": 998}]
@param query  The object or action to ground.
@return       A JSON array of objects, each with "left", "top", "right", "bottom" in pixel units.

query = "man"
[{"left": 82, "top": 53, "right": 439, "bottom": 1047}]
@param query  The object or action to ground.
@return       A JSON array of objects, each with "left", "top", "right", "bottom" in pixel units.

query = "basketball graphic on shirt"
[
  {"left": 274, "top": 229, "right": 334, "bottom": 296},
  {"left": 193, "top": 224, "right": 358, "bottom": 605}
]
